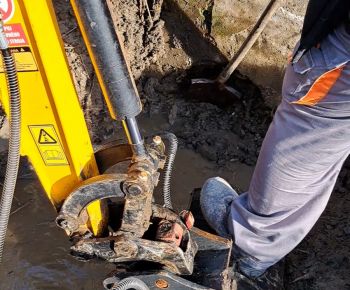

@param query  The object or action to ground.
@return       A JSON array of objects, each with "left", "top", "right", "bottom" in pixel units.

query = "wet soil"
[{"left": 0, "top": 0, "right": 349, "bottom": 289}]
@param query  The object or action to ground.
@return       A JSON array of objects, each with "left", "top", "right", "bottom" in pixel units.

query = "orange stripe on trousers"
[{"left": 294, "top": 65, "right": 345, "bottom": 106}]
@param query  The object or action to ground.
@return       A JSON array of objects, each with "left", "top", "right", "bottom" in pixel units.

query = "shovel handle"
[{"left": 217, "top": 0, "right": 282, "bottom": 84}]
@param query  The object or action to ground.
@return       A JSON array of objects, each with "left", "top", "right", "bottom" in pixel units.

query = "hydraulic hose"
[
  {"left": 0, "top": 21, "right": 21, "bottom": 262},
  {"left": 160, "top": 133, "right": 178, "bottom": 210},
  {"left": 111, "top": 277, "right": 149, "bottom": 290}
]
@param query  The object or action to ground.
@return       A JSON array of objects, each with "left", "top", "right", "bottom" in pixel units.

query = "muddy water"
[
  {"left": 0, "top": 179, "right": 116, "bottom": 290},
  {"left": 0, "top": 114, "right": 254, "bottom": 289},
  {"left": 139, "top": 113, "right": 254, "bottom": 210}
]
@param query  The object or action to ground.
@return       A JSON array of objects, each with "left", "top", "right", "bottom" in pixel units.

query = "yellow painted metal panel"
[{"left": 0, "top": 0, "right": 105, "bottom": 236}]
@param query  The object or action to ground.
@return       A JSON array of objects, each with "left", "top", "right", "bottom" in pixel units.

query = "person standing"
[{"left": 200, "top": 1, "right": 350, "bottom": 288}]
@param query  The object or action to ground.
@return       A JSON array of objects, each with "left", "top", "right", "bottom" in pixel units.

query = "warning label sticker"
[
  {"left": 0, "top": 23, "right": 37, "bottom": 73},
  {"left": 29, "top": 125, "right": 69, "bottom": 166},
  {"left": 0, "top": 47, "right": 37, "bottom": 72},
  {"left": 4, "top": 24, "right": 28, "bottom": 47}
]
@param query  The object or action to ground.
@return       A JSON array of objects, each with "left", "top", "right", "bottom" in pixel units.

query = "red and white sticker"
[
  {"left": 3, "top": 23, "right": 28, "bottom": 47},
  {"left": 0, "top": 0, "right": 15, "bottom": 23}
]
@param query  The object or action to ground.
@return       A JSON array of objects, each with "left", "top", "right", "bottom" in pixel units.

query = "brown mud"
[{"left": 0, "top": 0, "right": 349, "bottom": 289}]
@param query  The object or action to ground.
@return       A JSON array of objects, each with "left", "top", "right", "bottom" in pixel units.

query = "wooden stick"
[{"left": 217, "top": 0, "right": 282, "bottom": 84}]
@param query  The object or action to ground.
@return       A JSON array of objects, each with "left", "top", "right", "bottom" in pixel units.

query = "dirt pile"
[
  {"left": 108, "top": 0, "right": 165, "bottom": 78},
  {"left": 140, "top": 69, "right": 273, "bottom": 167}
]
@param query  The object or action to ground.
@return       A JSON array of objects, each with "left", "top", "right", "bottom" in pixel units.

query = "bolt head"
[
  {"left": 139, "top": 171, "right": 148, "bottom": 181},
  {"left": 153, "top": 135, "right": 162, "bottom": 145},
  {"left": 127, "top": 184, "right": 143, "bottom": 195},
  {"left": 155, "top": 279, "right": 169, "bottom": 289}
]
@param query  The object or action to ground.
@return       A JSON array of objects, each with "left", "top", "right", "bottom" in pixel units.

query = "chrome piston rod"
[{"left": 122, "top": 117, "right": 143, "bottom": 145}]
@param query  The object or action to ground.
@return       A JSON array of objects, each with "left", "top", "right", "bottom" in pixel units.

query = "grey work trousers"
[{"left": 228, "top": 24, "right": 350, "bottom": 277}]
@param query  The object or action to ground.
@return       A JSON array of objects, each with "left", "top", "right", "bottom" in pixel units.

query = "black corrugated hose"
[{"left": 0, "top": 19, "right": 21, "bottom": 262}]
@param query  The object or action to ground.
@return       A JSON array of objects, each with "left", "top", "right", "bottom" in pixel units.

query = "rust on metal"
[
  {"left": 57, "top": 138, "right": 198, "bottom": 276},
  {"left": 156, "top": 220, "right": 184, "bottom": 247},
  {"left": 180, "top": 210, "right": 195, "bottom": 230},
  {"left": 119, "top": 139, "right": 165, "bottom": 237},
  {"left": 153, "top": 135, "right": 162, "bottom": 145},
  {"left": 71, "top": 226, "right": 198, "bottom": 275},
  {"left": 155, "top": 279, "right": 169, "bottom": 288},
  {"left": 55, "top": 174, "right": 126, "bottom": 236}
]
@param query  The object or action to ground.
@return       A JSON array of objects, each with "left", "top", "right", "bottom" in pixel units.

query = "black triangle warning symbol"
[{"left": 38, "top": 129, "right": 57, "bottom": 144}]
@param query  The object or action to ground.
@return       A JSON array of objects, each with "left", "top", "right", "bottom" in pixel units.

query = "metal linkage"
[
  {"left": 56, "top": 174, "right": 126, "bottom": 236},
  {"left": 102, "top": 227, "right": 233, "bottom": 289},
  {"left": 103, "top": 271, "right": 211, "bottom": 290},
  {"left": 56, "top": 137, "right": 198, "bottom": 275},
  {"left": 71, "top": 204, "right": 198, "bottom": 275}
]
